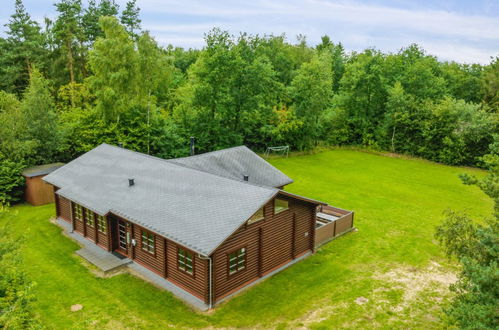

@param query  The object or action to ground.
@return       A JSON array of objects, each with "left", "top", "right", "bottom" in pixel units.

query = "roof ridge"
[
  {"left": 100, "top": 143, "right": 277, "bottom": 192},
  {"left": 170, "top": 144, "right": 293, "bottom": 186},
  {"left": 173, "top": 145, "right": 247, "bottom": 161}
]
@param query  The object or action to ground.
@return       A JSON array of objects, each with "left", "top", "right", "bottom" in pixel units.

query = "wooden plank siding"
[
  {"left": 56, "top": 195, "right": 72, "bottom": 222},
  {"left": 83, "top": 208, "right": 96, "bottom": 242},
  {"left": 131, "top": 223, "right": 166, "bottom": 276},
  {"left": 54, "top": 190, "right": 317, "bottom": 306},
  {"left": 24, "top": 175, "right": 56, "bottom": 206},
  {"left": 96, "top": 222, "right": 110, "bottom": 251},
  {"left": 165, "top": 242, "right": 208, "bottom": 302},
  {"left": 211, "top": 195, "right": 316, "bottom": 302},
  {"left": 107, "top": 214, "right": 209, "bottom": 303}
]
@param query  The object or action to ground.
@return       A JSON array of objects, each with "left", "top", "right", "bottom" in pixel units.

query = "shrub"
[
  {"left": 0, "top": 215, "right": 39, "bottom": 328},
  {"left": 0, "top": 160, "right": 25, "bottom": 204}
]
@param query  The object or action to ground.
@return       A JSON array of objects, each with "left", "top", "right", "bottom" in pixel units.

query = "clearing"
[{"left": 3, "top": 149, "right": 492, "bottom": 329}]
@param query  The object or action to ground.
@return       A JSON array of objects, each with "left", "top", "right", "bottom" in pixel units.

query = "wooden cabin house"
[{"left": 44, "top": 144, "right": 353, "bottom": 309}]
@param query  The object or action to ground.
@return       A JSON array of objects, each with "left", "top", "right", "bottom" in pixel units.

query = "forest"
[{"left": 0, "top": 0, "right": 498, "bottom": 204}]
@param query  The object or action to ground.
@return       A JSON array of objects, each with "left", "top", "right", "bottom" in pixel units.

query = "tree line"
[{"left": 0, "top": 0, "right": 498, "bottom": 203}]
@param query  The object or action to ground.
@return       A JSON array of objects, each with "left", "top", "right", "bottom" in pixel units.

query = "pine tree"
[
  {"left": 0, "top": 0, "right": 47, "bottom": 94},
  {"left": 120, "top": 0, "right": 141, "bottom": 38}
]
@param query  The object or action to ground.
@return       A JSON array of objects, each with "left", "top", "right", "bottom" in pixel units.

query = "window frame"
[
  {"left": 74, "top": 204, "right": 83, "bottom": 221},
  {"left": 228, "top": 246, "right": 247, "bottom": 276},
  {"left": 97, "top": 215, "right": 107, "bottom": 234},
  {"left": 247, "top": 207, "right": 265, "bottom": 225},
  {"left": 274, "top": 198, "right": 289, "bottom": 215},
  {"left": 177, "top": 247, "right": 194, "bottom": 275},
  {"left": 85, "top": 209, "right": 95, "bottom": 228},
  {"left": 141, "top": 230, "right": 155, "bottom": 255}
]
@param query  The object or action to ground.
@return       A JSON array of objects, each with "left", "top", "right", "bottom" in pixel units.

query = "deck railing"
[{"left": 315, "top": 205, "right": 354, "bottom": 247}]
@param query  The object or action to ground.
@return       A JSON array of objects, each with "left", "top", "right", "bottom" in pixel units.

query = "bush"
[
  {"left": 0, "top": 216, "right": 39, "bottom": 328},
  {"left": 0, "top": 160, "right": 25, "bottom": 204}
]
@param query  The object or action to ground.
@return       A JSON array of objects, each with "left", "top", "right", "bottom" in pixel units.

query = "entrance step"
[
  {"left": 56, "top": 218, "right": 131, "bottom": 273},
  {"left": 76, "top": 246, "right": 131, "bottom": 273}
]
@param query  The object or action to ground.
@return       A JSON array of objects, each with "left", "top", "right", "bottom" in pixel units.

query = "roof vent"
[
  {"left": 128, "top": 178, "right": 135, "bottom": 186},
  {"left": 243, "top": 174, "right": 249, "bottom": 182}
]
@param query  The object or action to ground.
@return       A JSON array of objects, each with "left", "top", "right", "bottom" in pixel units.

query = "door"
[{"left": 116, "top": 219, "right": 130, "bottom": 256}]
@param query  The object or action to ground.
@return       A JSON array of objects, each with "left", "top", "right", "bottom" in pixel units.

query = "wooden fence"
[{"left": 315, "top": 205, "right": 354, "bottom": 248}]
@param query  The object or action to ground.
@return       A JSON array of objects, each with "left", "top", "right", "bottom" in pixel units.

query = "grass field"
[{"left": 3, "top": 149, "right": 493, "bottom": 329}]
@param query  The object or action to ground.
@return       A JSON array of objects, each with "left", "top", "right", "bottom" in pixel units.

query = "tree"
[
  {"left": 289, "top": 53, "right": 332, "bottom": 149},
  {"left": 382, "top": 81, "right": 413, "bottom": 152},
  {"left": 482, "top": 56, "right": 499, "bottom": 112},
  {"left": 317, "top": 35, "right": 346, "bottom": 92},
  {"left": 136, "top": 32, "right": 175, "bottom": 153},
  {"left": 53, "top": 0, "right": 84, "bottom": 105},
  {"left": 0, "top": 0, "right": 47, "bottom": 94},
  {"left": 174, "top": 30, "right": 284, "bottom": 151},
  {"left": 441, "top": 61, "right": 483, "bottom": 104},
  {"left": 87, "top": 16, "right": 139, "bottom": 123},
  {"left": 21, "top": 68, "right": 60, "bottom": 165},
  {"left": 174, "top": 29, "right": 242, "bottom": 151},
  {"left": 0, "top": 161, "right": 25, "bottom": 204},
  {"left": 435, "top": 139, "right": 498, "bottom": 328},
  {"left": 81, "top": 0, "right": 120, "bottom": 44},
  {"left": 0, "top": 91, "right": 36, "bottom": 163},
  {"left": 335, "top": 49, "right": 387, "bottom": 145},
  {"left": 120, "top": 0, "right": 141, "bottom": 38}
]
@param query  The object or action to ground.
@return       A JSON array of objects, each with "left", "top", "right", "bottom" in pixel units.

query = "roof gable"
[
  {"left": 44, "top": 144, "right": 278, "bottom": 255},
  {"left": 170, "top": 146, "right": 293, "bottom": 188}
]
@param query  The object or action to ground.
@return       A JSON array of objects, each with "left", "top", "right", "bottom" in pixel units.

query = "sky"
[{"left": 1, "top": 0, "right": 498, "bottom": 64}]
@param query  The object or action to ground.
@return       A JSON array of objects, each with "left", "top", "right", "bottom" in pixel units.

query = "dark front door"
[{"left": 116, "top": 219, "right": 130, "bottom": 256}]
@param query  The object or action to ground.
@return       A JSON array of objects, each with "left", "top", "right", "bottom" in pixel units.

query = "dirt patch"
[
  {"left": 355, "top": 296, "right": 369, "bottom": 305},
  {"left": 70, "top": 304, "right": 83, "bottom": 312},
  {"left": 373, "top": 261, "right": 457, "bottom": 313},
  {"left": 290, "top": 262, "right": 456, "bottom": 329},
  {"left": 294, "top": 303, "right": 346, "bottom": 329}
]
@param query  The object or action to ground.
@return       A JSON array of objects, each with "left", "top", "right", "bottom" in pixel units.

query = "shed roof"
[
  {"left": 170, "top": 146, "right": 293, "bottom": 188},
  {"left": 22, "top": 163, "right": 65, "bottom": 178},
  {"left": 43, "top": 144, "right": 278, "bottom": 256}
]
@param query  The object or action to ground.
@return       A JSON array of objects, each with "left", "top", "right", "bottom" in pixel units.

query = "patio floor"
[
  {"left": 56, "top": 218, "right": 209, "bottom": 310},
  {"left": 57, "top": 219, "right": 132, "bottom": 273}
]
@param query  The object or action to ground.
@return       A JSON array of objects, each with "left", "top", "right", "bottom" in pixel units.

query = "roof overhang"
[{"left": 277, "top": 190, "right": 327, "bottom": 205}]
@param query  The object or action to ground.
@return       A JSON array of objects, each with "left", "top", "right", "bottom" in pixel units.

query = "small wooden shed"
[{"left": 22, "top": 163, "right": 64, "bottom": 206}]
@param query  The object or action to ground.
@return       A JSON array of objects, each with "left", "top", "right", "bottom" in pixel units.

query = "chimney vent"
[
  {"left": 128, "top": 178, "right": 135, "bottom": 186},
  {"left": 243, "top": 174, "right": 249, "bottom": 182}
]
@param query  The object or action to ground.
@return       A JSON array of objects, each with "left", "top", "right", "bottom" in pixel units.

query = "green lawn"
[{"left": 4, "top": 149, "right": 493, "bottom": 329}]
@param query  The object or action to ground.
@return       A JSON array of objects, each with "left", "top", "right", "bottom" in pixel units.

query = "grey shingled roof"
[
  {"left": 22, "top": 163, "right": 65, "bottom": 177},
  {"left": 170, "top": 146, "right": 293, "bottom": 188},
  {"left": 43, "top": 144, "right": 278, "bottom": 256}
]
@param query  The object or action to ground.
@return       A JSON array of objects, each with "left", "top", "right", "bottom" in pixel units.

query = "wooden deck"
[{"left": 315, "top": 205, "right": 354, "bottom": 247}]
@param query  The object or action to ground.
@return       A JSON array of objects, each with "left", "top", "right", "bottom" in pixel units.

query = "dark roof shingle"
[
  {"left": 43, "top": 144, "right": 278, "bottom": 255},
  {"left": 170, "top": 146, "right": 293, "bottom": 188}
]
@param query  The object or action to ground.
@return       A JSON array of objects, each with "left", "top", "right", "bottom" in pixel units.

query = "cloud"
[
  {"left": 136, "top": 0, "right": 499, "bottom": 63},
  {"left": 2, "top": 0, "right": 498, "bottom": 63}
]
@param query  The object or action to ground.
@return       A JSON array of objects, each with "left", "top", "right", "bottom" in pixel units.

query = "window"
[
  {"left": 178, "top": 248, "right": 193, "bottom": 274},
  {"left": 247, "top": 207, "right": 264, "bottom": 225},
  {"left": 74, "top": 204, "right": 83, "bottom": 221},
  {"left": 97, "top": 215, "right": 107, "bottom": 233},
  {"left": 141, "top": 231, "right": 155, "bottom": 254},
  {"left": 229, "top": 247, "right": 246, "bottom": 275},
  {"left": 274, "top": 199, "right": 289, "bottom": 214},
  {"left": 85, "top": 209, "right": 94, "bottom": 227}
]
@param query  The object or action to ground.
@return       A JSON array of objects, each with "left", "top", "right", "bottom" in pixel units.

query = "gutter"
[
  {"left": 69, "top": 200, "right": 74, "bottom": 233},
  {"left": 198, "top": 254, "right": 213, "bottom": 309}
]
